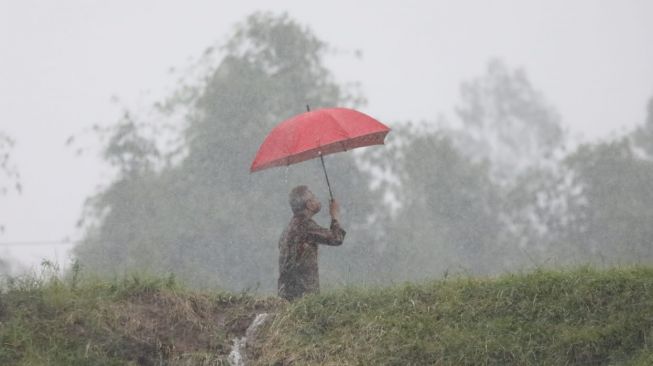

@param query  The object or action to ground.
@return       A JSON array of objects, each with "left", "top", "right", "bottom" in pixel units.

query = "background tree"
[
  {"left": 0, "top": 132, "right": 20, "bottom": 197},
  {"left": 74, "top": 13, "right": 379, "bottom": 291},
  {"left": 632, "top": 97, "right": 653, "bottom": 157},
  {"left": 360, "top": 124, "right": 504, "bottom": 279},
  {"left": 555, "top": 120, "right": 653, "bottom": 263},
  {"left": 521, "top": 95, "right": 653, "bottom": 265},
  {"left": 451, "top": 59, "right": 565, "bottom": 183},
  {"left": 0, "top": 131, "right": 20, "bottom": 274},
  {"left": 1, "top": 131, "right": 20, "bottom": 235},
  {"left": 361, "top": 60, "right": 570, "bottom": 278},
  {"left": 450, "top": 60, "right": 576, "bottom": 267},
  {"left": 74, "top": 17, "right": 653, "bottom": 291},
  {"left": 335, "top": 60, "right": 575, "bottom": 280}
]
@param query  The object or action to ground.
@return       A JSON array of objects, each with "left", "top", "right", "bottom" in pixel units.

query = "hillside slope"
[
  {"left": 0, "top": 274, "right": 282, "bottom": 365},
  {"left": 1, "top": 267, "right": 652, "bottom": 365},
  {"left": 256, "top": 267, "right": 653, "bottom": 365}
]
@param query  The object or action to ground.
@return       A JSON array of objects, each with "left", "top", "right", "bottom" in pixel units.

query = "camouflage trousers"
[{"left": 278, "top": 271, "right": 319, "bottom": 301}]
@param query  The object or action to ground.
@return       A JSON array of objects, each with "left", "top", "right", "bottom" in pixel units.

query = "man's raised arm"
[{"left": 306, "top": 199, "right": 346, "bottom": 246}]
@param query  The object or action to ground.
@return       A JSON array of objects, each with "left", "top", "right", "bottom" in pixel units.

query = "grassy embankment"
[
  {"left": 1, "top": 266, "right": 652, "bottom": 365},
  {"left": 0, "top": 266, "right": 283, "bottom": 365}
]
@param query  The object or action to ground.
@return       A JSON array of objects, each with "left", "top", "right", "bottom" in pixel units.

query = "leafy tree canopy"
[
  {"left": 74, "top": 13, "right": 377, "bottom": 291},
  {"left": 452, "top": 59, "right": 565, "bottom": 183}
]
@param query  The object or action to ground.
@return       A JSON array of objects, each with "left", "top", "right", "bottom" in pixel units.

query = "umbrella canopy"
[{"left": 250, "top": 107, "right": 390, "bottom": 173}]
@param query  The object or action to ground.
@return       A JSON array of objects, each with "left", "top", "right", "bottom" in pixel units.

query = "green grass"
[
  {"left": 256, "top": 267, "right": 653, "bottom": 365},
  {"left": 1, "top": 266, "right": 652, "bottom": 365},
  {"left": 0, "top": 265, "right": 282, "bottom": 365}
]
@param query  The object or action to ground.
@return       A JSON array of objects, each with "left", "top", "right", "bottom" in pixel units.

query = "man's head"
[{"left": 289, "top": 185, "right": 321, "bottom": 216}]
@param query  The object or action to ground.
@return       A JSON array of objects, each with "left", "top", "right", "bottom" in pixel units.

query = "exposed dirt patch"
[{"left": 96, "top": 291, "right": 284, "bottom": 364}]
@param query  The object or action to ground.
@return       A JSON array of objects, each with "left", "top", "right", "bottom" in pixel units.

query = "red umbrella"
[{"left": 250, "top": 107, "right": 390, "bottom": 199}]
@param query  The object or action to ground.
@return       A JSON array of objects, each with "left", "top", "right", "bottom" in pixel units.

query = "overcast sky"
[{"left": 1, "top": 0, "right": 652, "bottom": 271}]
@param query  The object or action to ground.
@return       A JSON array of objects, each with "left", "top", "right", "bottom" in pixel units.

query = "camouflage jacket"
[{"left": 278, "top": 216, "right": 346, "bottom": 301}]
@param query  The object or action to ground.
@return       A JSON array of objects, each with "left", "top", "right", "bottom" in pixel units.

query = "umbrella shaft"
[
  {"left": 309, "top": 104, "right": 333, "bottom": 200},
  {"left": 320, "top": 154, "right": 334, "bottom": 201}
]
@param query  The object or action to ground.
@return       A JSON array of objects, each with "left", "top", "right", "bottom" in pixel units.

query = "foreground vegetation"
[
  {"left": 259, "top": 267, "right": 653, "bottom": 365},
  {"left": 0, "top": 265, "right": 282, "bottom": 365},
  {"left": 1, "top": 266, "right": 652, "bottom": 365}
]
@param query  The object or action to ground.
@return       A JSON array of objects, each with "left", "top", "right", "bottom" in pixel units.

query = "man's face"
[{"left": 306, "top": 190, "right": 321, "bottom": 214}]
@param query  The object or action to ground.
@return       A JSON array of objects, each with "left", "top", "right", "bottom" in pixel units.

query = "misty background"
[{"left": 1, "top": 1, "right": 653, "bottom": 292}]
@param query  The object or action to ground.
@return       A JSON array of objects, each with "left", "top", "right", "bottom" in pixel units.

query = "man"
[{"left": 278, "top": 185, "right": 346, "bottom": 301}]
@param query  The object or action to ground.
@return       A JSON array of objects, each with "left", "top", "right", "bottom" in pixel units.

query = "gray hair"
[{"left": 289, "top": 185, "right": 310, "bottom": 215}]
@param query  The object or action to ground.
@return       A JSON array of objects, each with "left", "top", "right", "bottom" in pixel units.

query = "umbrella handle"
[{"left": 319, "top": 153, "right": 334, "bottom": 202}]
